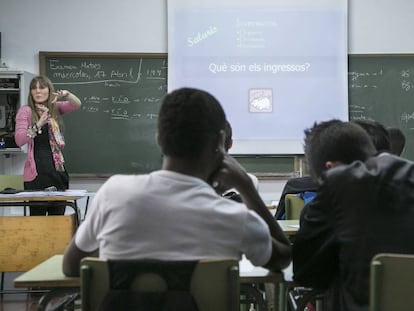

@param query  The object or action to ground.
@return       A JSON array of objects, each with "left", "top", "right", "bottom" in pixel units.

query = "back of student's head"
[
  {"left": 158, "top": 87, "right": 226, "bottom": 159},
  {"left": 304, "top": 119, "right": 376, "bottom": 181},
  {"left": 352, "top": 120, "right": 390, "bottom": 153},
  {"left": 387, "top": 127, "right": 406, "bottom": 156}
]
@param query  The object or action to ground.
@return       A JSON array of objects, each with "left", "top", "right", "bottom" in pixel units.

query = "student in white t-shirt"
[{"left": 62, "top": 87, "right": 291, "bottom": 277}]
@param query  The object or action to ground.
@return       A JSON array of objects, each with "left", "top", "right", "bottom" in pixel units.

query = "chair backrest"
[
  {"left": 0, "top": 175, "right": 23, "bottom": 191},
  {"left": 80, "top": 257, "right": 240, "bottom": 311},
  {"left": 370, "top": 253, "right": 414, "bottom": 311},
  {"left": 0, "top": 214, "right": 76, "bottom": 272},
  {"left": 284, "top": 194, "right": 305, "bottom": 220}
]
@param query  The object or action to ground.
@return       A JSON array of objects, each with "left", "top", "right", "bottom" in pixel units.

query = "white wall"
[
  {"left": 1, "top": 0, "right": 413, "bottom": 202},
  {"left": 0, "top": 0, "right": 167, "bottom": 73}
]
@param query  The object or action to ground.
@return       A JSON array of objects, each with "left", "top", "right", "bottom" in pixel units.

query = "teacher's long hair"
[{"left": 27, "top": 75, "right": 63, "bottom": 129}]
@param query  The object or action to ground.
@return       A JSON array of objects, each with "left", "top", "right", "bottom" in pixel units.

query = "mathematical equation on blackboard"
[
  {"left": 349, "top": 61, "right": 414, "bottom": 129},
  {"left": 44, "top": 57, "right": 167, "bottom": 121},
  {"left": 349, "top": 67, "right": 414, "bottom": 92},
  {"left": 81, "top": 95, "right": 160, "bottom": 120}
]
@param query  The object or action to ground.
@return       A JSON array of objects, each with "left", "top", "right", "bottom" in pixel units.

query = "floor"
[
  {"left": 1, "top": 272, "right": 39, "bottom": 311},
  {"left": 0, "top": 290, "right": 80, "bottom": 311},
  {"left": 0, "top": 272, "right": 81, "bottom": 311},
  {"left": 0, "top": 294, "right": 39, "bottom": 311}
]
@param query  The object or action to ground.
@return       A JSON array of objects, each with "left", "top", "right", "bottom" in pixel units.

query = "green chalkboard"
[
  {"left": 39, "top": 52, "right": 296, "bottom": 176},
  {"left": 348, "top": 54, "right": 414, "bottom": 161},
  {"left": 38, "top": 53, "right": 414, "bottom": 176},
  {"left": 40, "top": 52, "right": 167, "bottom": 175}
]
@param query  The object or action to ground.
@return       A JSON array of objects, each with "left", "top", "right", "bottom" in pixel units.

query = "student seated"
[
  {"left": 352, "top": 119, "right": 391, "bottom": 153},
  {"left": 276, "top": 119, "right": 391, "bottom": 220},
  {"left": 387, "top": 126, "right": 406, "bottom": 156},
  {"left": 63, "top": 87, "right": 291, "bottom": 277},
  {"left": 274, "top": 175, "right": 318, "bottom": 220},
  {"left": 293, "top": 119, "right": 414, "bottom": 311}
]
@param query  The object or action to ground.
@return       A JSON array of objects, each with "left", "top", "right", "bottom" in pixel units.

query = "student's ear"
[
  {"left": 217, "top": 130, "right": 226, "bottom": 154},
  {"left": 325, "top": 161, "right": 343, "bottom": 170},
  {"left": 227, "top": 138, "right": 233, "bottom": 151}
]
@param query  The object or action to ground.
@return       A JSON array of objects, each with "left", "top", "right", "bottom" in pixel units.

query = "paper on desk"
[{"left": 10, "top": 189, "right": 88, "bottom": 197}]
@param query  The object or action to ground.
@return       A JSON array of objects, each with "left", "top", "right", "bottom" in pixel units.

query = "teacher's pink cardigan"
[{"left": 14, "top": 102, "right": 79, "bottom": 182}]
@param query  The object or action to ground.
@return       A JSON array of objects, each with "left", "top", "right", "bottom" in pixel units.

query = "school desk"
[
  {"left": 14, "top": 254, "right": 292, "bottom": 311},
  {"left": 0, "top": 190, "right": 87, "bottom": 225}
]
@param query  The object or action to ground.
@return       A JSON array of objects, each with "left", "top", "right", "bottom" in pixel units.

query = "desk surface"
[
  {"left": 277, "top": 220, "right": 299, "bottom": 236},
  {"left": 0, "top": 190, "right": 87, "bottom": 202},
  {"left": 14, "top": 254, "right": 290, "bottom": 289},
  {"left": 14, "top": 255, "right": 79, "bottom": 288}
]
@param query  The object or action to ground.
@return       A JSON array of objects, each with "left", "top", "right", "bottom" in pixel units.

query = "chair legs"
[{"left": 1, "top": 272, "right": 4, "bottom": 292}]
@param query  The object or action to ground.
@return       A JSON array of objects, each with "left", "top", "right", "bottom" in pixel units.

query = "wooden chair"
[
  {"left": 370, "top": 253, "right": 414, "bottom": 311},
  {"left": 0, "top": 174, "right": 24, "bottom": 291},
  {"left": 0, "top": 214, "right": 75, "bottom": 272},
  {"left": 80, "top": 257, "right": 240, "bottom": 311},
  {"left": 0, "top": 214, "right": 76, "bottom": 292},
  {"left": 284, "top": 194, "right": 305, "bottom": 220}
]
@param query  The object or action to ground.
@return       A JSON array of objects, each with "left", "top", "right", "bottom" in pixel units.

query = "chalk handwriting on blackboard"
[
  {"left": 401, "top": 69, "right": 414, "bottom": 92},
  {"left": 348, "top": 69, "right": 382, "bottom": 89},
  {"left": 39, "top": 52, "right": 168, "bottom": 175},
  {"left": 49, "top": 59, "right": 140, "bottom": 84},
  {"left": 45, "top": 57, "right": 167, "bottom": 121}
]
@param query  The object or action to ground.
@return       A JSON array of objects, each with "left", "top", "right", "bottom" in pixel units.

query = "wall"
[{"left": 1, "top": 0, "right": 413, "bottom": 202}]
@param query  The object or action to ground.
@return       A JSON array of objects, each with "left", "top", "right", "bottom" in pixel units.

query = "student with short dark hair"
[
  {"left": 276, "top": 119, "right": 392, "bottom": 220},
  {"left": 293, "top": 119, "right": 414, "bottom": 311},
  {"left": 387, "top": 126, "right": 406, "bottom": 156},
  {"left": 352, "top": 119, "right": 391, "bottom": 153},
  {"left": 63, "top": 87, "right": 291, "bottom": 277}
]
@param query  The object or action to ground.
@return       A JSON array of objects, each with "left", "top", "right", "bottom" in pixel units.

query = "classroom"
[
  {"left": 0, "top": 0, "right": 414, "bottom": 310},
  {"left": 0, "top": 0, "right": 413, "bottom": 200}
]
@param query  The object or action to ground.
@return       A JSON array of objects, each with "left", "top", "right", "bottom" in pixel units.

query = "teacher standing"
[{"left": 15, "top": 76, "right": 81, "bottom": 216}]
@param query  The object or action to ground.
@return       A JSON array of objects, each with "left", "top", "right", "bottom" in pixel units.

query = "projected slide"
[{"left": 168, "top": 0, "right": 348, "bottom": 154}]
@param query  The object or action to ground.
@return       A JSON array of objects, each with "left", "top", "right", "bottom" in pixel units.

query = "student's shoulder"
[{"left": 104, "top": 174, "right": 149, "bottom": 188}]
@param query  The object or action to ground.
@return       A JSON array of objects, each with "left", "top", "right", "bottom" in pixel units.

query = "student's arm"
[
  {"left": 237, "top": 178, "right": 292, "bottom": 271},
  {"left": 62, "top": 234, "right": 98, "bottom": 277},
  {"left": 211, "top": 154, "right": 292, "bottom": 271}
]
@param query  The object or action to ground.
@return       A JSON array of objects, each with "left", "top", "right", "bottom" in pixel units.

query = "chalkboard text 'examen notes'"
[
  {"left": 48, "top": 59, "right": 166, "bottom": 84},
  {"left": 39, "top": 52, "right": 167, "bottom": 175}
]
